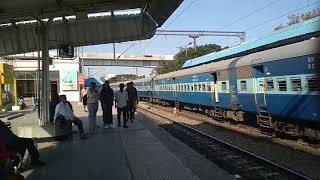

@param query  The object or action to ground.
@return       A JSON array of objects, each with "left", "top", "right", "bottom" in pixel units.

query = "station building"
[{"left": 0, "top": 54, "right": 81, "bottom": 104}]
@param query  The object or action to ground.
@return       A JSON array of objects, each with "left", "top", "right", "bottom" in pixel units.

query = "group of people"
[
  {"left": 82, "top": 80, "right": 138, "bottom": 131},
  {"left": 0, "top": 80, "right": 138, "bottom": 179}
]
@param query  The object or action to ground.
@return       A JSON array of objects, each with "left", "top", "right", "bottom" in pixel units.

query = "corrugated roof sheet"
[{"left": 183, "top": 16, "right": 320, "bottom": 68}]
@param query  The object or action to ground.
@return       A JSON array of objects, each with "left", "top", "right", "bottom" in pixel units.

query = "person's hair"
[
  {"left": 59, "top": 95, "right": 67, "bottom": 99},
  {"left": 130, "top": 82, "right": 134, "bottom": 84},
  {"left": 120, "top": 83, "right": 124, "bottom": 87}
]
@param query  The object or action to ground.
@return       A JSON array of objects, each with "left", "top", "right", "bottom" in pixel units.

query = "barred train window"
[
  {"left": 202, "top": 84, "right": 206, "bottom": 91},
  {"left": 277, "top": 78, "right": 287, "bottom": 91},
  {"left": 291, "top": 77, "right": 302, "bottom": 91},
  {"left": 194, "top": 84, "right": 198, "bottom": 91},
  {"left": 186, "top": 85, "right": 189, "bottom": 91},
  {"left": 307, "top": 76, "right": 320, "bottom": 91},
  {"left": 240, "top": 81, "right": 247, "bottom": 91},
  {"left": 190, "top": 84, "right": 194, "bottom": 91},
  {"left": 207, "top": 83, "right": 211, "bottom": 91},
  {"left": 221, "top": 82, "right": 227, "bottom": 91},
  {"left": 266, "top": 79, "right": 274, "bottom": 91},
  {"left": 199, "top": 84, "right": 203, "bottom": 91}
]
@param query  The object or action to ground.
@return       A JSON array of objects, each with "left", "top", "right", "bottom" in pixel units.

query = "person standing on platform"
[
  {"left": 115, "top": 83, "right": 128, "bottom": 128},
  {"left": 127, "top": 82, "right": 138, "bottom": 122},
  {"left": 87, "top": 82, "right": 99, "bottom": 133},
  {"left": 100, "top": 80, "right": 114, "bottom": 128},
  {"left": 81, "top": 87, "right": 88, "bottom": 112}
]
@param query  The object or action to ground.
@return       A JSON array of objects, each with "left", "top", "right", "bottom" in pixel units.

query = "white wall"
[
  {"left": 55, "top": 58, "right": 80, "bottom": 101},
  {"left": 0, "top": 57, "right": 80, "bottom": 101}
]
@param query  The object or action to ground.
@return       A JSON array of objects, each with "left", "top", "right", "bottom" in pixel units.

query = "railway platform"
[{"left": 5, "top": 102, "right": 233, "bottom": 180}]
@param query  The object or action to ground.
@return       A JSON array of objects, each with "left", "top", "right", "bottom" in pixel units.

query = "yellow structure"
[{"left": 0, "top": 63, "right": 17, "bottom": 110}]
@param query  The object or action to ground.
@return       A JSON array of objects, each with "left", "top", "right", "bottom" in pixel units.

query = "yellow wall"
[{"left": 0, "top": 63, "right": 16, "bottom": 108}]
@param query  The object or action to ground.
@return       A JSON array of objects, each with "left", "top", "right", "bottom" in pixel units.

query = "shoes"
[
  {"left": 104, "top": 125, "right": 108, "bottom": 129},
  {"left": 118, "top": 123, "right": 121, "bottom": 127},
  {"left": 31, "top": 160, "right": 46, "bottom": 167},
  {"left": 123, "top": 125, "right": 128, "bottom": 128}
]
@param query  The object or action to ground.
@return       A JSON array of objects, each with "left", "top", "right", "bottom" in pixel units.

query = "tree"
[
  {"left": 108, "top": 74, "right": 140, "bottom": 83},
  {"left": 274, "top": 8, "right": 320, "bottom": 31},
  {"left": 156, "top": 44, "right": 222, "bottom": 74}
]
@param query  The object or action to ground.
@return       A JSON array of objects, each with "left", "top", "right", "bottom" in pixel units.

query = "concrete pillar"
[{"left": 41, "top": 22, "right": 50, "bottom": 125}]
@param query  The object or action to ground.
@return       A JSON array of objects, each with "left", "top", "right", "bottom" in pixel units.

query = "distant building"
[{"left": 0, "top": 55, "right": 80, "bottom": 102}]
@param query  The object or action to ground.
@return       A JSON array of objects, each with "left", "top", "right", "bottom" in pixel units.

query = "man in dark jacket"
[
  {"left": 0, "top": 120, "right": 45, "bottom": 167},
  {"left": 126, "top": 82, "right": 138, "bottom": 122},
  {"left": 100, "top": 80, "right": 114, "bottom": 128}
]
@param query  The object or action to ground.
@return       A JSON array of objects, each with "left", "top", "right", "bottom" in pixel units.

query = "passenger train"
[{"left": 111, "top": 36, "right": 320, "bottom": 139}]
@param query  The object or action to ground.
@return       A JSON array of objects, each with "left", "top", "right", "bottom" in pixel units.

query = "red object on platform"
[{"left": 78, "top": 74, "right": 85, "bottom": 85}]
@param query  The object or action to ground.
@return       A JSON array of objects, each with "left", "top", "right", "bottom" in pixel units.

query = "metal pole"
[
  {"left": 113, "top": 42, "right": 116, "bottom": 61},
  {"left": 37, "top": 22, "right": 41, "bottom": 121},
  {"left": 41, "top": 21, "right": 50, "bottom": 125}
]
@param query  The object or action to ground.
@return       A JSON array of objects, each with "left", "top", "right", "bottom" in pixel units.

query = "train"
[{"left": 111, "top": 33, "right": 320, "bottom": 140}]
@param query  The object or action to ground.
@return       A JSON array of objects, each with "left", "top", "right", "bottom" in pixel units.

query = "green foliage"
[
  {"left": 156, "top": 44, "right": 222, "bottom": 74},
  {"left": 275, "top": 8, "right": 320, "bottom": 31},
  {"left": 107, "top": 74, "right": 140, "bottom": 83}
]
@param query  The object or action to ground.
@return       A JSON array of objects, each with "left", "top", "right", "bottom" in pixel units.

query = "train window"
[
  {"left": 202, "top": 84, "right": 206, "bottom": 91},
  {"left": 190, "top": 84, "right": 194, "bottom": 91},
  {"left": 306, "top": 76, "right": 320, "bottom": 91},
  {"left": 199, "top": 84, "right": 203, "bottom": 91},
  {"left": 277, "top": 79, "right": 287, "bottom": 91},
  {"left": 221, "top": 82, "right": 227, "bottom": 91},
  {"left": 194, "top": 84, "right": 198, "bottom": 91},
  {"left": 291, "top": 78, "right": 302, "bottom": 91},
  {"left": 266, "top": 79, "right": 274, "bottom": 91},
  {"left": 207, "top": 83, "right": 211, "bottom": 91},
  {"left": 240, "top": 81, "right": 247, "bottom": 91},
  {"left": 185, "top": 85, "right": 188, "bottom": 91}
]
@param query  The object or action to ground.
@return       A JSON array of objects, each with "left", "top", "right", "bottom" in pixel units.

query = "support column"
[{"left": 41, "top": 22, "right": 50, "bottom": 125}]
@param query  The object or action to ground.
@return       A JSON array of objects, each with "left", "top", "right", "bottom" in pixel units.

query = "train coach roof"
[
  {"left": 154, "top": 58, "right": 234, "bottom": 80},
  {"left": 183, "top": 17, "right": 320, "bottom": 68},
  {"left": 236, "top": 37, "right": 320, "bottom": 67},
  {"left": 133, "top": 76, "right": 155, "bottom": 83}
]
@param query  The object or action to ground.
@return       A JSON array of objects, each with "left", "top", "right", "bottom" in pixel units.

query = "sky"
[{"left": 84, "top": 0, "right": 320, "bottom": 78}]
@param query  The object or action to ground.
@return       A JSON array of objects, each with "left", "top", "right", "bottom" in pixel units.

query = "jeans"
[
  {"left": 88, "top": 103, "right": 98, "bottom": 132},
  {"left": 117, "top": 106, "right": 127, "bottom": 126},
  {"left": 127, "top": 101, "right": 137, "bottom": 121}
]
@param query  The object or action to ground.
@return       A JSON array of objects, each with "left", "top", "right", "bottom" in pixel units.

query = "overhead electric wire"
[
  {"left": 215, "top": 0, "right": 320, "bottom": 45},
  {"left": 220, "top": 0, "right": 282, "bottom": 30}
]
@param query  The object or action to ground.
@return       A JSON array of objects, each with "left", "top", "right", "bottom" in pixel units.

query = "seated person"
[
  {"left": 49, "top": 93, "right": 60, "bottom": 123},
  {"left": 18, "top": 97, "right": 26, "bottom": 110},
  {"left": 54, "top": 95, "right": 87, "bottom": 139},
  {"left": 0, "top": 120, "right": 45, "bottom": 168}
]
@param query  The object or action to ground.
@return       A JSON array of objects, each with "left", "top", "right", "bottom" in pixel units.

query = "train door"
[
  {"left": 172, "top": 78, "right": 176, "bottom": 98},
  {"left": 253, "top": 65, "right": 267, "bottom": 110},
  {"left": 229, "top": 59, "right": 240, "bottom": 111},
  {"left": 211, "top": 73, "right": 218, "bottom": 104}
]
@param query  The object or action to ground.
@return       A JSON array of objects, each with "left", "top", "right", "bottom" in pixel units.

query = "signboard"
[
  {"left": 58, "top": 44, "right": 74, "bottom": 58},
  {"left": 60, "top": 70, "right": 78, "bottom": 90},
  {"left": 78, "top": 73, "right": 85, "bottom": 85}
]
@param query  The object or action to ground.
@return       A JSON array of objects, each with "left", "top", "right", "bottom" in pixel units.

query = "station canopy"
[{"left": 0, "top": 0, "right": 184, "bottom": 56}]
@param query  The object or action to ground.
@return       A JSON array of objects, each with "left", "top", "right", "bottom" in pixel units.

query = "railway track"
[{"left": 138, "top": 107, "right": 313, "bottom": 180}]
